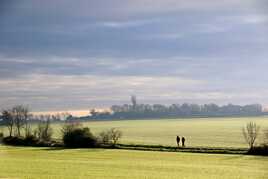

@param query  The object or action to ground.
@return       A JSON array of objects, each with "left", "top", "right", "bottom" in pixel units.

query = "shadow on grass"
[
  {"left": 1, "top": 142, "right": 252, "bottom": 155},
  {"left": 43, "top": 147, "right": 66, "bottom": 151},
  {"left": 42, "top": 147, "right": 106, "bottom": 152}
]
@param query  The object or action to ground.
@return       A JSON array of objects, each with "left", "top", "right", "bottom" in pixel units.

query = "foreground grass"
[{"left": 0, "top": 145, "right": 267, "bottom": 179}]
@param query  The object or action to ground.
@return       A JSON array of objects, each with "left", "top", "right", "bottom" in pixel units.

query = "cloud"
[
  {"left": 0, "top": 73, "right": 205, "bottom": 110},
  {"left": 1, "top": 0, "right": 267, "bottom": 58},
  {"left": 1, "top": 72, "right": 267, "bottom": 111},
  {"left": 0, "top": 0, "right": 261, "bottom": 23},
  {"left": 0, "top": 0, "right": 268, "bottom": 111},
  {"left": 1, "top": 54, "right": 268, "bottom": 110},
  {"left": 240, "top": 15, "right": 268, "bottom": 24},
  {"left": 97, "top": 19, "right": 157, "bottom": 28},
  {"left": 221, "top": 14, "right": 268, "bottom": 25}
]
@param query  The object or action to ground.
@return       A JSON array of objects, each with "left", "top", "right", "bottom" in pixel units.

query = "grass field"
[
  {"left": 0, "top": 145, "right": 267, "bottom": 179},
  {"left": 1, "top": 117, "right": 268, "bottom": 179},
  {"left": 81, "top": 116, "right": 268, "bottom": 148},
  {"left": 1, "top": 116, "right": 268, "bottom": 148}
]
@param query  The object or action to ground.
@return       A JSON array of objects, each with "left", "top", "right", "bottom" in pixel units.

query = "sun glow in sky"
[{"left": 0, "top": 0, "right": 268, "bottom": 111}]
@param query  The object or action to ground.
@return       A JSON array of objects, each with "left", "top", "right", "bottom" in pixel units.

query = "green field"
[
  {"left": 1, "top": 117, "right": 268, "bottom": 179},
  {"left": 0, "top": 145, "right": 267, "bottom": 179},
  {"left": 83, "top": 117, "right": 268, "bottom": 148},
  {"left": 54, "top": 116, "right": 268, "bottom": 148},
  {"left": 1, "top": 116, "right": 268, "bottom": 148}
]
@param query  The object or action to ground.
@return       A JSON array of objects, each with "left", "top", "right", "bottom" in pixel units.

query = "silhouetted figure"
[
  {"left": 176, "top": 136, "right": 180, "bottom": 147},
  {"left": 182, "top": 137, "right": 185, "bottom": 147}
]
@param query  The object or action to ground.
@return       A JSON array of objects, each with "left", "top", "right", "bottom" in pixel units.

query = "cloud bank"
[{"left": 0, "top": 0, "right": 268, "bottom": 111}]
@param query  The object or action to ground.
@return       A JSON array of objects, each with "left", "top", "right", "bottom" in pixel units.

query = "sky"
[{"left": 0, "top": 0, "right": 268, "bottom": 112}]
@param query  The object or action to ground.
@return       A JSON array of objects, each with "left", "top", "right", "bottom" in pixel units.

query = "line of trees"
[
  {"left": 110, "top": 103, "right": 263, "bottom": 118},
  {"left": 77, "top": 96, "right": 264, "bottom": 120},
  {"left": 1, "top": 105, "right": 29, "bottom": 137},
  {"left": 0, "top": 105, "right": 55, "bottom": 144},
  {"left": 0, "top": 106, "right": 68, "bottom": 137},
  {"left": 0, "top": 105, "right": 123, "bottom": 148}
]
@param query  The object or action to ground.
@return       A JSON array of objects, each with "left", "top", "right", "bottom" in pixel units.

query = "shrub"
[
  {"left": 108, "top": 128, "right": 122, "bottom": 146},
  {"left": 62, "top": 124, "right": 97, "bottom": 148},
  {"left": 98, "top": 128, "right": 122, "bottom": 146},
  {"left": 2, "top": 135, "right": 58, "bottom": 147},
  {"left": 24, "top": 135, "right": 39, "bottom": 145},
  {"left": 98, "top": 131, "right": 110, "bottom": 144},
  {"left": 2, "top": 135, "right": 39, "bottom": 146},
  {"left": 247, "top": 145, "right": 268, "bottom": 156},
  {"left": 3, "top": 136, "right": 26, "bottom": 146},
  {"left": 61, "top": 121, "right": 81, "bottom": 137},
  {"left": 0, "top": 132, "right": 3, "bottom": 143}
]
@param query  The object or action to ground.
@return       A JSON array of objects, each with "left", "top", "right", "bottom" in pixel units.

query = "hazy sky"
[{"left": 0, "top": 0, "right": 268, "bottom": 111}]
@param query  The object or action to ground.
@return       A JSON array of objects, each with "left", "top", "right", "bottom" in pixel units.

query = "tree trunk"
[
  {"left": 9, "top": 126, "right": 13, "bottom": 137},
  {"left": 17, "top": 126, "right": 20, "bottom": 137}
]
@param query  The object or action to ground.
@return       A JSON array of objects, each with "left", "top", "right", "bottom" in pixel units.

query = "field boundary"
[
  {"left": 0, "top": 141, "right": 260, "bottom": 155},
  {"left": 114, "top": 143, "right": 248, "bottom": 155}
]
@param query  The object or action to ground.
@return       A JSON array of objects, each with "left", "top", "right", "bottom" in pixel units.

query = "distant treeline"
[
  {"left": 0, "top": 97, "right": 265, "bottom": 123},
  {"left": 71, "top": 96, "right": 265, "bottom": 121},
  {"left": 0, "top": 111, "right": 70, "bottom": 125}
]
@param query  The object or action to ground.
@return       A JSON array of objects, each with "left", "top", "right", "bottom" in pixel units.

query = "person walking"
[
  {"left": 176, "top": 136, "right": 180, "bottom": 147},
  {"left": 182, "top": 137, "right": 185, "bottom": 147}
]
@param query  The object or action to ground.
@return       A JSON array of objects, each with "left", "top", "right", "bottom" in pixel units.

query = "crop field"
[
  {"left": 1, "top": 116, "right": 268, "bottom": 148},
  {"left": 52, "top": 116, "right": 268, "bottom": 148},
  {"left": 0, "top": 145, "right": 267, "bottom": 179},
  {"left": 80, "top": 116, "right": 268, "bottom": 148}
]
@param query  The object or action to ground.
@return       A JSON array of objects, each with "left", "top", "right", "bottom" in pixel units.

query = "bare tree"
[
  {"left": 61, "top": 121, "right": 81, "bottom": 137},
  {"left": 12, "top": 105, "right": 29, "bottom": 137},
  {"left": 24, "top": 122, "right": 32, "bottom": 138},
  {"left": 1, "top": 109, "right": 14, "bottom": 137},
  {"left": 242, "top": 122, "right": 260, "bottom": 149},
  {"left": 99, "top": 131, "right": 110, "bottom": 144},
  {"left": 109, "top": 128, "right": 122, "bottom": 145},
  {"left": 98, "top": 128, "right": 123, "bottom": 146},
  {"left": 34, "top": 117, "right": 53, "bottom": 141}
]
